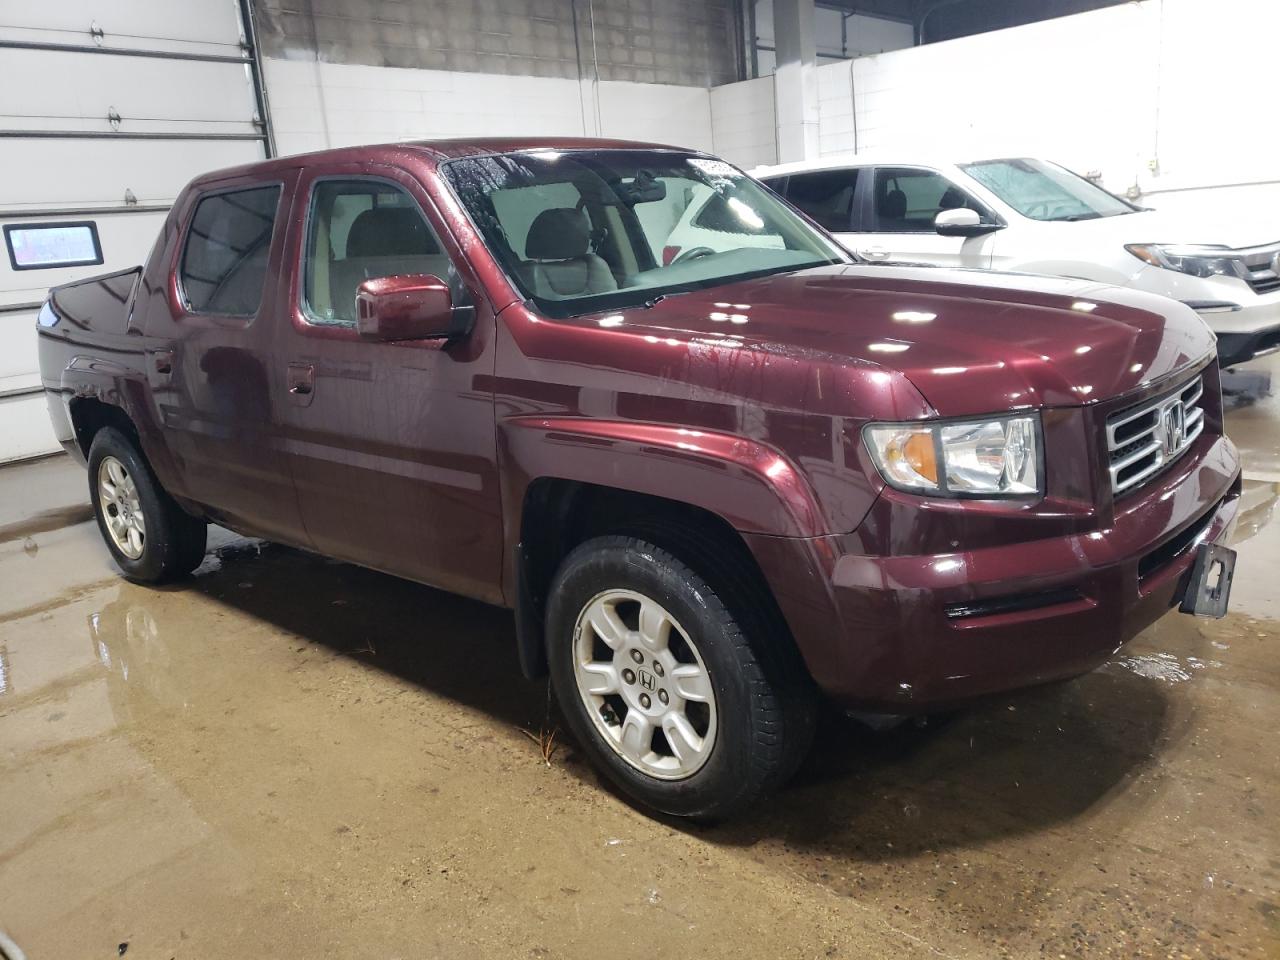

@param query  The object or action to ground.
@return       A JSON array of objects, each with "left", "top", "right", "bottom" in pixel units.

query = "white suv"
[{"left": 750, "top": 156, "right": 1280, "bottom": 368}]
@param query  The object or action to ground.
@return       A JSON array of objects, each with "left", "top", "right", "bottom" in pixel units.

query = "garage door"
[{"left": 0, "top": 0, "right": 273, "bottom": 462}]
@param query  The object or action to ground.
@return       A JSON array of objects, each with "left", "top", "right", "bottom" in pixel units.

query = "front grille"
[
  {"left": 1106, "top": 375, "right": 1204, "bottom": 496},
  {"left": 1240, "top": 243, "right": 1280, "bottom": 294}
]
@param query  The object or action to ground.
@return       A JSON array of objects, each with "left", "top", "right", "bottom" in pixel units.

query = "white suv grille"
[
  {"left": 1241, "top": 242, "right": 1280, "bottom": 295},
  {"left": 1106, "top": 376, "right": 1204, "bottom": 496}
]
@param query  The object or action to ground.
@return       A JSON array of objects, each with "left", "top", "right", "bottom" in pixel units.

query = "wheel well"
[
  {"left": 515, "top": 478, "right": 800, "bottom": 679},
  {"left": 69, "top": 398, "right": 138, "bottom": 459}
]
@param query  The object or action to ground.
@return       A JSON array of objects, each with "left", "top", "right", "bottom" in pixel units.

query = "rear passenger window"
[
  {"left": 783, "top": 169, "right": 859, "bottom": 232},
  {"left": 179, "top": 185, "right": 280, "bottom": 316},
  {"left": 303, "top": 179, "right": 448, "bottom": 326}
]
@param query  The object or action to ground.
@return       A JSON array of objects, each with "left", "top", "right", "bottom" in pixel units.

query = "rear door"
[
  {"left": 846, "top": 165, "right": 999, "bottom": 269},
  {"left": 142, "top": 174, "right": 310, "bottom": 545},
  {"left": 272, "top": 164, "right": 503, "bottom": 604}
]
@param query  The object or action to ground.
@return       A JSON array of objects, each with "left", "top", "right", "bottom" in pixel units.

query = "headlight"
[
  {"left": 36, "top": 300, "right": 60, "bottom": 328},
  {"left": 864, "top": 414, "right": 1041, "bottom": 497},
  {"left": 1125, "top": 244, "right": 1246, "bottom": 280}
]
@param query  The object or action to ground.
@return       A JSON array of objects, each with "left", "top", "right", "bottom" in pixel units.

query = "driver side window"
[
  {"left": 871, "top": 167, "right": 988, "bottom": 234},
  {"left": 303, "top": 179, "right": 451, "bottom": 326}
]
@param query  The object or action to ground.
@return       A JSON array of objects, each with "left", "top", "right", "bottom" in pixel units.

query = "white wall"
[
  {"left": 264, "top": 58, "right": 714, "bottom": 157},
  {"left": 713, "top": 0, "right": 1280, "bottom": 213},
  {"left": 709, "top": 76, "right": 778, "bottom": 170},
  {"left": 837, "top": 3, "right": 1158, "bottom": 187}
]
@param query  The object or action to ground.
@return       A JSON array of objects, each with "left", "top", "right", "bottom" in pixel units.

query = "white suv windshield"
[
  {"left": 961, "top": 158, "right": 1136, "bottom": 222},
  {"left": 442, "top": 149, "right": 845, "bottom": 318}
]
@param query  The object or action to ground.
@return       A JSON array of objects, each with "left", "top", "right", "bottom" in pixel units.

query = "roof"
[
  {"left": 402, "top": 136, "right": 692, "bottom": 158},
  {"left": 748, "top": 152, "right": 1011, "bottom": 178},
  {"left": 190, "top": 136, "right": 699, "bottom": 186}
]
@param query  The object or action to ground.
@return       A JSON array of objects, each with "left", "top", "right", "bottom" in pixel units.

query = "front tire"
[
  {"left": 546, "top": 535, "right": 816, "bottom": 820},
  {"left": 88, "top": 427, "right": 207, "bottom": 583}
]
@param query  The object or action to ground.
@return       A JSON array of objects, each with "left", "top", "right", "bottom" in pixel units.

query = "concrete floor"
[{"left": 1, "top": 359, "right": 1278, "bottom": 960}]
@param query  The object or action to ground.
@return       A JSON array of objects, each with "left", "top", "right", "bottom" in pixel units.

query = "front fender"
[{"left": 499, "top": 415, "right": 828, "bottom": 540}]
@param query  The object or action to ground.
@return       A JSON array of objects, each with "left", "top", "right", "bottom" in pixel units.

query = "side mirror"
[
  {"left": 934, "top": 208, "right": 1001, "bottom": 238},
  {"left": 355, "top": 274, "right": 462, "bottom": 341}
]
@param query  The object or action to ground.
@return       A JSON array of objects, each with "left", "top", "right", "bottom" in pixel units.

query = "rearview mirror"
[
  {"left": 355, "top": 274, "right": 464, "bottom": 341},
  {"left": 934, "top": 208, "right": 1001, "bottom": 238},
  {"left": 615, "top": 168, "right": 668, "bottom": 204}
]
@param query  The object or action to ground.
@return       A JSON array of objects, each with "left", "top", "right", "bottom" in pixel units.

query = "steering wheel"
[
  {"left": 672, "top": 245, "right": 717, "bottom": 264},
  {"left": 1024, "top": 201, "right": 1051, "bottom": 219}
]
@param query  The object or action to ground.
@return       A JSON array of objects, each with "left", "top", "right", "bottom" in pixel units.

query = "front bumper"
[
  {"left": 1215, "top": 323, "right": 1280, "bottom": 368},
  {"left": 1188, "top": 287, "right": 1280, "bottom": 367},
  {"left": 1128, "top": 265, "right": 1280, "bottom": 367},
  {"left": 746, "top": 432, "right": 1241, "bottom": 711}
]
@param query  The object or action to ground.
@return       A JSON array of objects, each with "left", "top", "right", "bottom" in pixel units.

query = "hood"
[
  {"left": 600, "top": 264, "right": 1215, "bottom": 418},
  {"left": 1053, "top": 206, "right": 1277, "bottom": 250}
]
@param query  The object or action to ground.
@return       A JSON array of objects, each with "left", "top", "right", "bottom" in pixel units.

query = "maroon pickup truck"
[{"left": 37, "top": 138, "right": 1241, "bottom": 819}]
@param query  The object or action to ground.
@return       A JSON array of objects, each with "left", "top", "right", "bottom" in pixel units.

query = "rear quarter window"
[{"left": 179, "top": 185, "right": 282, "bottom": 316}]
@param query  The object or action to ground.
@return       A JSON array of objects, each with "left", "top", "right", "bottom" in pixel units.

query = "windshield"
[
  {"left": 960, "top": 158, "right": 1136, "bottom": 221},
  {"left": 441, "top": 149, "right": 846, "bottom": 318}
]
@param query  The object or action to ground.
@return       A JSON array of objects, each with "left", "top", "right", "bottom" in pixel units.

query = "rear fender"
[{"left": 60, "top": 354, "right": 185, "bottom": 498}]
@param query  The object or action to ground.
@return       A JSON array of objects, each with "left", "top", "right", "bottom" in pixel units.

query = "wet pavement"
[{"left": 2, "top": 358, "right": 1279, "bottom": 960}]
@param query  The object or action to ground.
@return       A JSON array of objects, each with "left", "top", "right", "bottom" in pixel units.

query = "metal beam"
[
  {"left": 814, "top": 0, "right": 915, "bottom": 24},
  {"left": 0, "top": 302, "right": 43, "bottom": 316},
  {"left": 0, "top": 205, "right": 171, "bottom": 219},
  {"left": 237, "top": 0, "right": 278, "bottom": 158},
  {"left": 0, "top": 38, "right": 252, "bottom": 65},
  {"left": 0, "top": 130, "right": 264, "bottom": 142}
]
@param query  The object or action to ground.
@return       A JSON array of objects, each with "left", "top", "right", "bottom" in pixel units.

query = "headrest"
[
  {"left": 881, "top": 188, "right": 907, "bottom": 220},
  {"left": 939, "top": 187, "right": 966, "bottom": 210},
  {"left": 525, "top": 208, "right": 590, "bottom": 260},
  {"left": 346, "top": 207, "right": 436, "bottom": 258}
]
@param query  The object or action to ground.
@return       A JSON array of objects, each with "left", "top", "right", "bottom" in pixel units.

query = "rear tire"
[
  {"left": 88, "top": 427, "right": 207, "bottom": 583},
  {"left": 546, "top": 535, "right": 816, "bottom": 820}
]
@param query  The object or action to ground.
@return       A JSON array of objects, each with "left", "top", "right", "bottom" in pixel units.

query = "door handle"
[
  {"left": 859, "top": 245, "right": 890, "bottom": 261},
  {"left": 287, "top": 362, "right": 315, "bottom": 406},
  {"left": 145, "top": 349, "right": 174, "bottom": 388}
]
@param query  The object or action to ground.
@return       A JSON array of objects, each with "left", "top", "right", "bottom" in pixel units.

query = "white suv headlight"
[
  {"left": 864, "top": 414, "right": 1042, "bottom": 497},
  {"left": 1126, "top": 244, "right": 1246, "bottom": 280}
]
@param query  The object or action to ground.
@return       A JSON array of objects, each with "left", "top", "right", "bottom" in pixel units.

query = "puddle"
[
  {"left": 1113, "top": 652, "right": 1194, "bottom": 683},
  {"left": 0, "top": 504, "right": 95, "bottom": 545},
  {"left": 1232, "top": 480, "right": 1279, "bottom": 547}
]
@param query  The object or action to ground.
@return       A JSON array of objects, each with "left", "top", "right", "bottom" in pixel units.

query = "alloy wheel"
[
  {"left": 572, "top": 588, "right": 718, "bottom": 780},
  {"left": 98, "top": 455, "right": 146, "bottom": 560}
]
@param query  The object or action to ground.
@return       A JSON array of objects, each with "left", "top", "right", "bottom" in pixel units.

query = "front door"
[
  {"left": 840, "top": 165, "right": 999, "bottom": 269},
  {"left": 272, "top": 165, "right": 503, "bottom": 603}
]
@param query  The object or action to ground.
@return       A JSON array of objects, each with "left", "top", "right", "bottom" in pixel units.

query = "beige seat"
[
  {"left": 328, "top": 207, "right": 451, "bottom": 323},
  {"left": 517, "top": 208, "right": 617, "bottom": 299}
]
